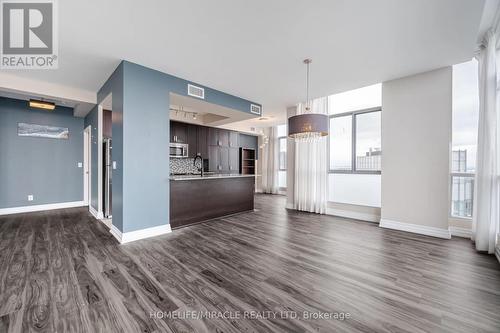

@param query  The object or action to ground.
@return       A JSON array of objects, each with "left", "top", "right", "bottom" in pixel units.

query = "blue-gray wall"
[
  {"left": 84, "top": 105, "right": 99, "bottom": 210},
  {"left": 98, "top": 62, "right": 124, "bottom": 232},
  {"left": 0, "top": 97, "right": 84, "bottom": 209},
  {"left": 97, "top": 60, "right": 261, "bottom": 233}
]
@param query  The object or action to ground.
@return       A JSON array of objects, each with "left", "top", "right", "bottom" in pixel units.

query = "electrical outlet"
[
  {"left": 78, "top": 162, "right": 83, "bottom": 168},
  {"left": 28, "top": 195, "right": 33, "bottom": 201}
]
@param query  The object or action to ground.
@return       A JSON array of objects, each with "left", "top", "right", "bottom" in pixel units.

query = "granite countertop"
[{"left": 170, "top": 174, "right": 257, "bottom": 181}]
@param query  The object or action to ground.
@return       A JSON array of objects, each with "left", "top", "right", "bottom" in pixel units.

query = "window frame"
[
  {"left": 449, "top": 172, "right": 475, "bottom": 220},
  {"left": 329, "top": 106, "right": 382, "bottom": 175},
  {"left": 278, "top": 136, "right": 287, "bottom": 171}
]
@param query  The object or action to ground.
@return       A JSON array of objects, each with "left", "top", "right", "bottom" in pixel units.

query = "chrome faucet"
[{"left": 193, "top": 154, "right": 204, "bottom": 177}]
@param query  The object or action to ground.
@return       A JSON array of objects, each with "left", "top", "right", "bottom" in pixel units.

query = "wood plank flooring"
[{"left": 0, "top": 194, "right": 499, "bottom": 332}]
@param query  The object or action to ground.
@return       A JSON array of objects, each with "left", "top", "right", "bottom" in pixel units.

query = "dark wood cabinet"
[
  {"left": 208, "top": 127, "right": 230, "bottom": 147},
  {"left": 170, "top": 121, "right": 257, "bottom": 175},
  {"left": 218, "top": 129, "right": 229, "bottom": 147},
  {"left": 229, "top": 147, "right": 239, "bottom": 173},
  {"left": 208, "top": 145, "right": 219, "bottom": 172},
  {"left": 197, "top": 126, "right": 208, "bottom": 158},
  {"left": 219, "top": 147, "right": 229, "bottom": 172},
  {"left": 187, "top": 124, "right": 198, "bottom": 158},
  {"left": 170, "top": 177, "right": 255, "bottom": 228},
  {"left": 208, "top": 127, "right": 218, "bottom": 146},
  {"left": 229, "top": 131, "right": 239, "bottom": 148},
  {"left": 171, "top": 121, "right": 187, "bottom": 143}
]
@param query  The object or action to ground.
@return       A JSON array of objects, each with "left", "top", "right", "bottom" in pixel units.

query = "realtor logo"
[{"left": 1, "top": 0, "right": 58, "bottom": 69}]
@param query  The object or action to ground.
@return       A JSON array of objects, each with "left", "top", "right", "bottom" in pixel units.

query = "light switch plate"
[
  {"left": 78, "top": 162, "right": 83, "bottom": 168},
  {"left": 112, "top": 161, "right": 117, "bottom": 170},
  {"left": 28, "top": 195, "right": 33, "bottom": 201}
]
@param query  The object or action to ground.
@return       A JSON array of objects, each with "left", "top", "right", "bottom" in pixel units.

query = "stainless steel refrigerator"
[{"left": 104, "top": 138, "right": 112, "bottom": 218}]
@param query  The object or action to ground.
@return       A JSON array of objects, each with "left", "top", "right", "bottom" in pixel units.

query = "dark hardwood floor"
[{"left": 0, "top": 194, "right": 499, "bottom": 332}]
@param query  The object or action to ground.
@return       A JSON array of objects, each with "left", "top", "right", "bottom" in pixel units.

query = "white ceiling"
[{"left": 0, "top": 0, "right": 488, "bottom": 128}]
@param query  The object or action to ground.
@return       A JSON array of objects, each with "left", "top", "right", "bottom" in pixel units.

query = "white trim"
[
  {"left": 83, "top": 126, "right": 91, "bottom": 206},
  {"left": 379, "top": 218, "right": 451, "bottom": 239},
  {"left": 98, "top": 104, "right": 104, "bottom": 217},
  {"left": 100, "top": 218, "right": 112, "bottom": 228},
  {"left": 110, "top": 224, "right": 172, "bottom": 244},
  {"left": 0, "top": 201, "right": 86, "bottom": 216},
  {"left": 285, "top": 203, "right": 294, "bottom": 210},
  {"left": 110, "top": 224, "right": 123, "bottom": 243},
  {"left": 449, "top": 226, "right": 472, "bottom": 238},
  {"left": 326, "top": 208, "right": 380, "bottom": 223},
  {"left": 89, "top": 205, "right": 104, "bottom": 220}
]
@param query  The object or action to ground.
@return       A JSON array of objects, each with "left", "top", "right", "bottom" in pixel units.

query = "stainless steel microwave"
[{"left": 170, "top": 143, "right": 188, "bottom": 158}]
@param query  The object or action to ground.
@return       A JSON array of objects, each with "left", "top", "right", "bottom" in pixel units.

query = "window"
[
  {"left": 329, "top": 115, "right": 352, "bottom": 170},
  {"left": 327, "top": 84, "right": 382, "bottom": 207},
  {"left": 277, "top": 124, "right": 287, "bottom": 189},
  {"left": 329, "top": 109, "right": 381, "bottom": 173},
  {"left": 328, "top": 84, "right": 382, "bottom": 115},
  {"left": 451, "top": 59, "right": 479, "bottom": 218},
  {"left": 355, "top": 111, "right": 381, "bottom": 171}
]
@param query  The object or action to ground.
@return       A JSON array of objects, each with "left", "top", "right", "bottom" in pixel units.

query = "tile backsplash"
[{"left": 170, "top": 158, "right": 202, "bottom": 174}]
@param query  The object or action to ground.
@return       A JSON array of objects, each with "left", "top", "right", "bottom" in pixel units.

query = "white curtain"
[
  {"left": 472, "top": 29, "right": 500, "bottom": 254},
  {"left": 262, "top": 126, "right": 279, "bottom": 194},
  {"left": 293, "top": 97, "right": 328, "bottom": 214}
]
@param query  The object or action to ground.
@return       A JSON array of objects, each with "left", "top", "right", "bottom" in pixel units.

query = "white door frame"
[
  {"left": 83, "top": 125, "right": 91, "bottom": 206},
  {"left": 98, "top": 104, "right": 104, "bottom": 216}
]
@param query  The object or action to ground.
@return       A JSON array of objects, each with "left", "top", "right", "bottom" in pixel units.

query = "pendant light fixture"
[{"left": 288, "top": 59, "right": 328, "bottom": 141}]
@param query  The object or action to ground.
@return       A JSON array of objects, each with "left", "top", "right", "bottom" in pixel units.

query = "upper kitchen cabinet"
[
  {"left": 197, "top": 126, "right": 208, "bottom": 158},
  {"left": 229, "top": 131, "right": 239, "bottom": 148},
  {"left": 187, "top": 124, "right": 198, "bottom": 158},
  {"left": 170, "top": 121, "right": 187, "bottom": 143},
  {"left": 208, "top": 127, "right": 229, "bottom": 147}
]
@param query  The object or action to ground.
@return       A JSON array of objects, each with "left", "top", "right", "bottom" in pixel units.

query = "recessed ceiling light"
[{"left": 29, "top": 99, "right": 55, "bottom": 110}]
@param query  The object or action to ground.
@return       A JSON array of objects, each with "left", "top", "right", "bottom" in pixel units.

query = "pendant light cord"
[{"left": 304, "top": 59, "right": 312, "bottom": 111}]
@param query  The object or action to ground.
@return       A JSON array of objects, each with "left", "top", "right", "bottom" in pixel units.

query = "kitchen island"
[{"left": 169, "top": 174, "right": 255, "bottom": 229}]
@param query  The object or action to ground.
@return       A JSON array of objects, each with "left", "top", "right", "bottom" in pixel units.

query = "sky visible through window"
[
  {"left": 452, "top": 59, "right": 479, "bottom": 173},
  {"left": 329, "top": 84, "right": 381, "bottom": 170}
]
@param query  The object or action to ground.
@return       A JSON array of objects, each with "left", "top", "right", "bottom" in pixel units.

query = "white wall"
[{"left": 381, "top": 67, "right": 452, "bottom": 237}]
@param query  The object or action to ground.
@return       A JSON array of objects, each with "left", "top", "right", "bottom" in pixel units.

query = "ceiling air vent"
[
  {"left": 250, "top": 104, "right": 261, "bottom": 115},
  {"left": 187, "top": 84, "right": 205, "bottom": 99}
]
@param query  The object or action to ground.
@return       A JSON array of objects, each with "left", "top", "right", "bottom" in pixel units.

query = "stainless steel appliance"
[
  {"left": 170, "top": 143, "right": 188, "bottom": 158},
  {"left": 104, "top": 138, "right": 112, "bottom": 218}
]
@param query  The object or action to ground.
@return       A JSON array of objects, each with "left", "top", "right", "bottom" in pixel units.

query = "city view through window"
[{"left": 451, "top": 59, "right": 479, "bottom": 218}]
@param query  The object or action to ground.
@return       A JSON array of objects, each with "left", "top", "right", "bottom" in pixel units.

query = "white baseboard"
[
  {"left": 89, "top": 205, "right": 104, "bottom": 220},
  {"left": 326, "top": 208, "right": 380, "bottom": 223},
  {"left": 110, "top": 223, "right": 172, "bottom": 244},
  {"left": 379, "top": 218, "right": 451, "bottom": 239},
  {"left": 0, "top": 201, "right": 86, "bottom": 216},
  {"left": 449, "top": 226, "right": 472, "bottom": 238}
]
